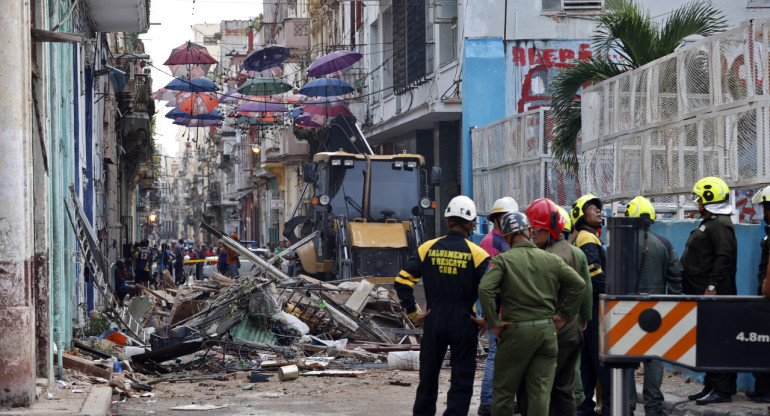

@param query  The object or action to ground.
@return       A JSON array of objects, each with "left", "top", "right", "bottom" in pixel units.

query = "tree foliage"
[{"left": 548, "top": 0, "right": 726, "bottom": 175}]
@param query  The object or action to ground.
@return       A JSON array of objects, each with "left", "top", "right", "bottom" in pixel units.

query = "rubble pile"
[{"left": 67, "top": 234, "right": 425, "bottom": 402}]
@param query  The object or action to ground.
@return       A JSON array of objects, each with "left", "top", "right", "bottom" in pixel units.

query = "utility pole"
[{"left": 0, "top": 0, "right": 36, "bottom": 406}]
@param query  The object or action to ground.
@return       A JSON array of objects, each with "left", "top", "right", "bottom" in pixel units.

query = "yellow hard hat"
[
  {"left": 556, "top": 205, "right": 572, "bottom": 233},
  {"left": 693, "top": 176, "right": 731, "bottom": 215},
  {"left": 625, "top": 196, "right": 656, "bottom": 221},
  {"left": 571, "top": 194, "right": 603, "bottom": 225}
]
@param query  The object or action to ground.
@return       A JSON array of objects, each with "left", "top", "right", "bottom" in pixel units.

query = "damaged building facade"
[{"left": 0, "top": 0, "right": 155, "bottom": 406}]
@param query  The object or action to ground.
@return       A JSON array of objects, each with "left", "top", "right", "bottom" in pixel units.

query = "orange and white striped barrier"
[
  {"left": 601, "top": 299, "right": 697, "bottom": 367},
  {"left": 599, "top": 295, "right": 770, "bottom": 372}
]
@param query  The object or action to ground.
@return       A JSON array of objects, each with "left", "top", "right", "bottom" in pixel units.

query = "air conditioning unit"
[{"left": 562, "top": 0, "right": 603, "bottom": 11}]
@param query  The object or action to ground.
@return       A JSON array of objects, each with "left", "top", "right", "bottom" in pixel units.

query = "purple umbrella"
[
  {"left": 220, "top": 88, "right": 247, "bottom": 104},
  {"left": 307, "top": 50, "right": 363, "bottom": 77},
  {"left": 295, "top": 114, "right": 323, "bottom": 128},
  {"left": 164, "top": 41, "right": 218, "bottom": 66},
  {"left": 243, "top": 44, "right": 290, "bottom": 72},
  {"left": 236, "top": 101, "right": 289, "bottom": 113}
]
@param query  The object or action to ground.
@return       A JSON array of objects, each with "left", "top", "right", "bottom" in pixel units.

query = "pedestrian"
[
  {"left": 217, "top": 242, "right": 228, "bottom": 275},
  {"left": 394, "top": 195, "right": 490, "bottom": 416},
  {"left": 682, "top": 177, "right": 738, "bottom": 405},
  {"left": 226, "top": 234, "right": 241, "bottom": 278},
  {"left": 284, "top": 243, "right": 298, "bottom": 277},
  {"left": 477, "top": 196, "right": 519, "bottom": 416},
  {"left": 194, "top": 240, "right": 205, "bottom": 281},
  {"left": 623, "top": 196, "right": 683, "bottom": 416},
  {"left": 173, "top": 238, "right": 186, "bottom": 285},
  {"left": 521, "top": 198, "right": 593, "bottom": 416},
  {"left": 571, "top": 194, "right": 610, "bottom": 416},
  {"left": 134, "top": 240, "right": 152, "bottom": 287},
  {"left": 478, "top": 211, "right": 585, "bottom": 416},
  {"left": 748, "top": 186, "right": 770, "bottom": 403},
  {"left": 114, "top": 260, "right": 139, "bottom": 306}
]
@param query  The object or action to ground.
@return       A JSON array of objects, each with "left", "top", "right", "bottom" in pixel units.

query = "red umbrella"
[
  {"left": 164, "top": 41, "right": 218, "bottom": 66},
  {"left": 176, "top": 93, "right": 219, "bottom": 116},
  {"left": 167, "top": 64, "right": 211, "bottom": 80},
  {"left": 302, "top": 96, "right": 352, "bottom": 117}
]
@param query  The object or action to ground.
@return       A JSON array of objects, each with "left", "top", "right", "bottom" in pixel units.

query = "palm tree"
[{"left": 548, "top": 0, "right": 726, "bottom": 175}]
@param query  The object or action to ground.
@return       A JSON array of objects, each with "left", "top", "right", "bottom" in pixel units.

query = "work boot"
[
  {"left": 752, "top": 393, "right": 770, "bottom": 403},
  {"left": 696, "top": 391, "right": 732, "bottom": 405},
  {"left": 687, "top": 386, "right": 712, "bottom": 401},
  {"left": 477, "top": 404, "right": 491, "bottom": 415}
]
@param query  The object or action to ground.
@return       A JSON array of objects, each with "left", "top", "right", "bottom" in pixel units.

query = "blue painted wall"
[
  {"left": 649, "top": 220, "right": 765, "bottom": 391},
  {"left": 461, "top": 38, "right": 506, "bottom": 198}
]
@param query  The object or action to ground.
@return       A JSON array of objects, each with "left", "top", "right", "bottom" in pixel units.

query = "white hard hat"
[
  {"left": 488, "top": 196, "right": 519, "bottom": 219},
  {"left": 445, "top": 195, "right": 477, "bottom": 221},
  {"left": 752, "top": 185, "right": 770, "bottom": 204}
]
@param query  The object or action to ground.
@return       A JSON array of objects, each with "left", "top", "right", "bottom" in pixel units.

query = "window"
[
  {"left": 392, "top": 0, "right": 427, "bottom": 94},
  {"left": 748, "top": 0, "right": 770, "bottom": 7},
  {"left": 542, "top": 0, "right": 604, "bottom": 13}
]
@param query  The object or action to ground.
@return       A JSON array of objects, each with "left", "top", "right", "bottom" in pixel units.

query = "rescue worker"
[
  {"left": 681, "top": 177, "right": 737, "bottom": 405},
  {"left": 623, "top": 196, "right": 683, "bottom": 416},
  {"left": 518, "top": 198, "right": 592, "bottom": 416},
  {"left": 394, "top": 195, "right": 490, "bottom": 416},
  {"left": 748, "top": 186, "right": 770, "bottom": 403},
  {"left": 478, "top": 196, "right": 519, "bottom": 416},
  {"left": 557, "top": 204, "right": 588, "bottom": 409},
  {"left": 478, "top": 211, "right": 585, "bottom": 416},
  {"left": 571, "top": 194, "right": 610, "bottom": 416}
]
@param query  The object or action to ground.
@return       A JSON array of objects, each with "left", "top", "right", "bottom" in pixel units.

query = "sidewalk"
[
  {"left": 659, "top": 389, "right": 770, "bottom": 416},
  {"left": 0, "top": 379, "right": 111, "bottom": 416}
]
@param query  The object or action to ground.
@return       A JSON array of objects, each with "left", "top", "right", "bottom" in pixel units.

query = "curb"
[
  {"left": 652, "top": 387, "right": 770, "bottom": 416},
  {"left": 74, "top": 386, "right": 112, "bottom": 416}
]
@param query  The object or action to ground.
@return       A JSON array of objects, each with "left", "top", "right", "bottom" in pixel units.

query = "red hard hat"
[{"left": 525, "top": 198, "right": 565, "bottom": 240}]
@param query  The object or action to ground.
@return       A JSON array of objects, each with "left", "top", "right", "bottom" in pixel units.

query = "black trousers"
[
  {"left": 578, "top": 296, "right": 611, "bottom": 415},
  {"left": 705, "top": 372, "right": 736, "bottom": 395},
  {"left": 413, "top": 304, "right": 478, "bottom": 416}
]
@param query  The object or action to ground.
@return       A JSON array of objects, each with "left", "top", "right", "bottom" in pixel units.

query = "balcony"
[
  {"left": 84, "top": 0, "right": 149, "bottom": 32},
  {"left": 273, "top": 18, "right": 310, "bottom": 52}
]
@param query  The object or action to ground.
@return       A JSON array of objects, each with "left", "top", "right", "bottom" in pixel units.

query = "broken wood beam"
[{"left": 62, "top": 353, "right": 112, "bottom": 379}]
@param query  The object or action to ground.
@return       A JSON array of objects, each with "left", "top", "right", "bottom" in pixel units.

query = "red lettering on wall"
[
  {"left": 578, "top": 43, "right": 592, "bottom": 61},
  {"left": 512, "top": 46, "right": 527, "bottom": 66},
  {"left": 559, "top": 49, "right": 575, "bottom": 62}
]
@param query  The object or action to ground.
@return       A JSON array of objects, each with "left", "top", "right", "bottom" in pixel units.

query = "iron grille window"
[{"left": 392, "top": 0, "right": 427, "bottom": 94}]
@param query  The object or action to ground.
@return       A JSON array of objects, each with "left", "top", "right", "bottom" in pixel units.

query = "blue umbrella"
[
  {"left": 165, "top": 108, "right": 224, "bottom": 120},
  {"left": 243, "top": 44, "right": 290, "bottom": 72},
  {"left": 285, "top": 107, "right": 302, "bottom": 118},
  {"left": 299, "top": 78, "right": 354, "bottom": 97},
  {"left": 164, "top": 77, "right": 218, "bottom": 93}
]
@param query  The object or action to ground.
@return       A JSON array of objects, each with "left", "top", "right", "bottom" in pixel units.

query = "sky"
[{"left": 140, "top": 0, "right": 262, "bottom": 156}]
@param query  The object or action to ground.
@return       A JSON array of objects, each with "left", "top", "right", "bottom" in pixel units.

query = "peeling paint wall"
[{"left": 0, "top": 0, "right": 36, "bottom": 407}]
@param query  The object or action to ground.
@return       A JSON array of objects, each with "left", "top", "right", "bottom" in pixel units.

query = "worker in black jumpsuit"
[
  {"left": 395, "top": 195, "right": 490, "bottom": 416},
  {"left": 682, "top": 177, "right": 737, "bottom": 405}
]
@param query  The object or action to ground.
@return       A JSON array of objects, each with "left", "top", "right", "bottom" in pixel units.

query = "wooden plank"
[
  {"left": 298, "top": 274, "right": 340, "bottom": 290},
  {"left": 169, "top": 300, "right": 206, "bottom": 326},
  {"left": 344, "top": 279, "right": 374, "bottom": 313},
  {"left": 62, "top": 353, "right": 112, "bottom": 379},
  {"left": 31, "top": 28, "right": 84, "bottom": 43}
]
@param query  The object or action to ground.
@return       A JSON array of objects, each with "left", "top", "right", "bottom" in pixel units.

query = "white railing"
[
  {"left": 581, "top": 18, "right": 770, "bottom": 202},
  {"left": 471, "top": 107, "right": 581, "bottom": 214}
]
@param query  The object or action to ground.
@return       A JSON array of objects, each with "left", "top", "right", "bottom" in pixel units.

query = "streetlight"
[
  {"left": 148, "top": 213, "right": 157, "bottom": 222},
  {"left": 251, "top": 145, "right": 261, "bottom": 154}
]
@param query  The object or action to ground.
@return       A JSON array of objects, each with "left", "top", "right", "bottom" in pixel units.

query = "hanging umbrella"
[
  {"left": 243, "top": 44, "right": 290, "bottom": 72},
  {"left": 165, "top": 108, "right": 224, "bottom": 120},
  {"left": 177, "top": 93, "right": 219, "bottom": 116},
  {"left": 238, "top": 77, "right": 293, "bottom": 96},
  {"left": 299, "top": 78, "right": 354, "bottom": 97},
  {"left": 234, "top": 116, "right": 274, "bottom": 126},
  {"left": 164, "top": 41, "right": 218, "bottom": 66},
  {"left": 295, "top": 114, "right": 323, "bottom": 128},
  {"left": 307, "top": 50, "right": 362, "bottom": 77},
  {"left": 285, "top": 107, "right": 302, "bottom": 118},
  {"left": 167, "top": 64, "right": 211, "bottom": 80},
  {"left": 284, "top": 94, "right": 308, "bottom": 104},
  {"left": 220, "top": 88, "right": 247, "bottom": 105},
  {"left": 173, "top": 118, "right": 222, "bottom": 127},
  {"left": 152, "top": 88, "right": 177, "bottom": 101},
  {"left": 165, "top": 77, "right": 218, "bottom": 93},
  {"left": 240, "top": 65, "right": 283, "bottom": 78},
  {"left": 236, "top": 101, "right": 288, "bottom": 113},
  {"left": 302, "top": 101, "right": 352, "bottom": 117}
]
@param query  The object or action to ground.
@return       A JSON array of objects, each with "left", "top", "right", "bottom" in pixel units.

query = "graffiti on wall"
[{"left": 507, "top": 40, "right": 593, "bottom": 115}]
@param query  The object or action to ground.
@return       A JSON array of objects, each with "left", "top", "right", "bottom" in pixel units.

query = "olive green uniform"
[
  {"left": 519, "top": 237, "right": 593, "bottom": 416},
  {"left": 479, "top": 241, "right": 586, "bottom": 416}
]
